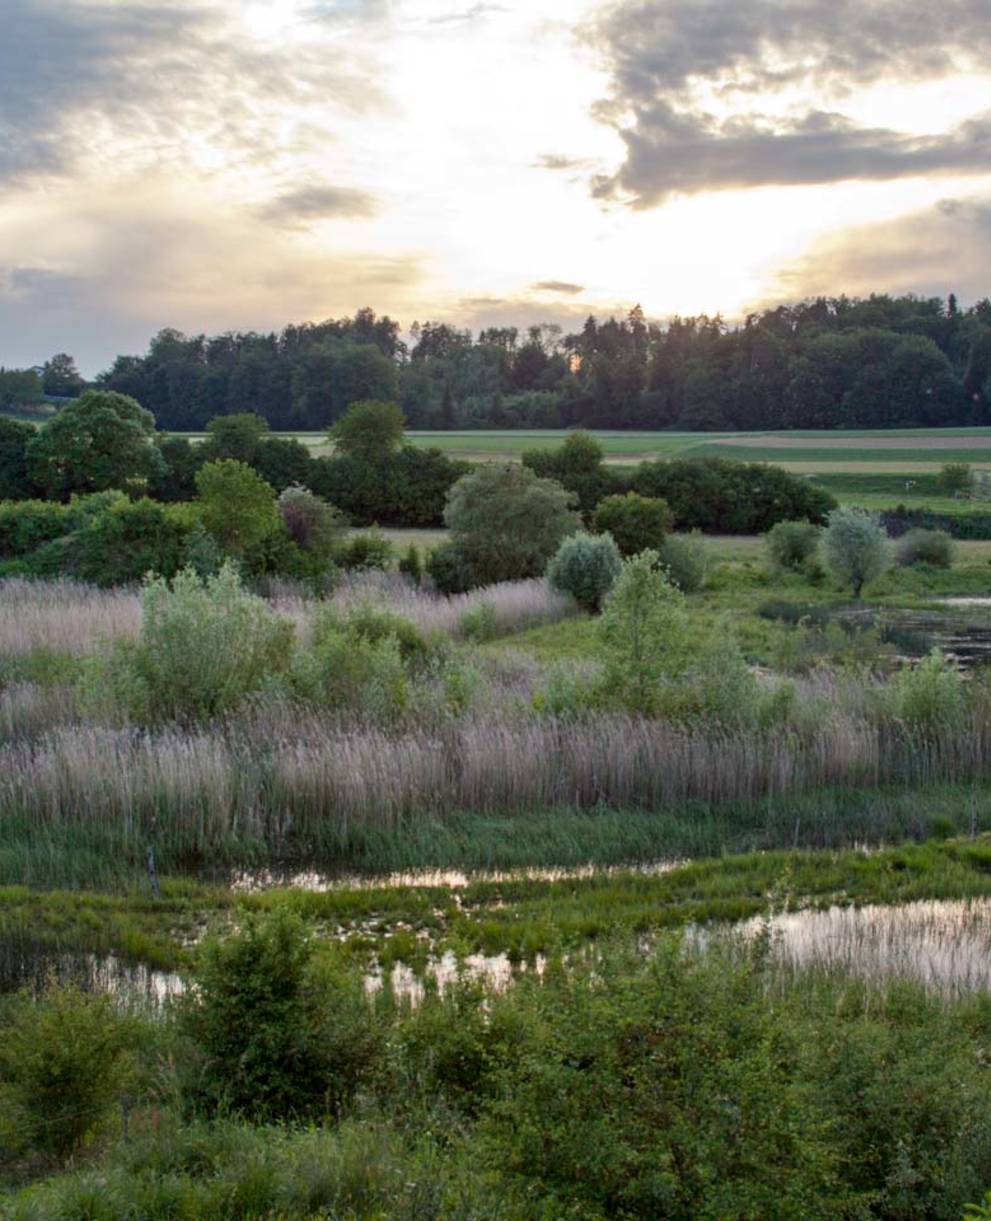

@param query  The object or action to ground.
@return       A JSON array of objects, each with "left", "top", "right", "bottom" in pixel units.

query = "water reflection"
[{"left": 739, "top": 898, "right": 991, "bottom": 999}]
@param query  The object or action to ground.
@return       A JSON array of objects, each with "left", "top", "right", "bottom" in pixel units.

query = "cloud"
[
  {"left": 532, "top": 153, "right": 598, "bottom": 171},
  {"left": 532, "top": 280, "right": 585, "bottom": 294},
  {"left": 0, "top": 0, "right": 386, "bottom": 185},
  {"left": 766, "top": 196, "right": 991, "bottom": 303},
  {"left": 593, "top": 106, "right": 991, "bottom": 206},
  {"left": 429, "top": 3, "right": 507, "bottom": 24},
  {"left": 588, "top": 0, "right": 991, "bottom": 205},
  {"left": 256, "top": 184, "right": 379, "bottom": 225}
]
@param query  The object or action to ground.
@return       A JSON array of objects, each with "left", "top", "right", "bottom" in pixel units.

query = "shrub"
[
  {"left": 0, "top": 498, "right": 74, "bottom": 558},
  {"left": 397, "top": 543, "right": 422, "bottom": 585},
  {"left": 658, "top": 532, "right": 708, "bottom": 592},
  {"left": 592, "top": 492, "right": 673, "bottom": 556},
  {"left": 522, "top": 431, "right": 619, "bottom": 518},
  {"left": 459, "top": 601, "right": 498, "bottom": 642},
  {"left": 69, "top": 498, "right": 195, "bottom": 586},
  {"left": 895, "top": 527, "right": 954, "bottom": 568},
  {"left": 343, "top": 603, "right": 439, "bottom": 669},
  {"left": 180, "top": 911, "right": 378, "bottom": 1122},
  {"left": 0, "top": 983, "right": 136, "bottom": 1160},
  {"left": 291, "top": 616, "right": 410, "bottom": 720},
  {"left": 822, "top": 506, "right": 889, "bottom": 597},
  {"left": 443, "top": 462, "right": 581, "bottom": 587},
  {"left": 883, "top": 649, "right": 966, "bottom": 727},
  {"left": 0, "top": 417, "right": 35, "bottom": 500},
  {"left": 87, "top": 563, "right": 294, "bottom": 723},
  {"left": 632, "top": 457, "right": 836, "bottom": 533},
  {"left": 937, "top": 462, "right": 973, "bottom": 495},
  {"left": 765, "top": 520, "right": 821, "bottom": 572},
  {"left": 426, "top": 539, "right": 479, "bottom": 595},
  {"left": 336, "top": 531, "right": 393, "bottom": 572},
  {"left": 277, "top": 485, "right": 345, "bottom": 562},
  {"left": 546, "top": 531, "right": 622, "bottom": 612}
]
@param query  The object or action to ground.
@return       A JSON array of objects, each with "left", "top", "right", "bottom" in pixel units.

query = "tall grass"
[
  {"left": 0, "top": 578, "right": 142, "bottom": 656},
  {"left": 0, "top": 574, "right": 574, "bottom": 658},
  {"left": 2, "top": 705, "right": 989, "bottom": 864}
]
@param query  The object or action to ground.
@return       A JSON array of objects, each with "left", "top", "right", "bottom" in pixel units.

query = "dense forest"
[{"left": 5, "top": 292, "right": 991, "bottom": 433}]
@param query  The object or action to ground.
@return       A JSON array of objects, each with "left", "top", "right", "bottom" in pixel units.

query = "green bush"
[
  {"left": 592, "top": 492, "right": 673, "bottom": 556},
  {"left": 658, "top": 532, "right": 708, "bottom": 592},
  {"left": 0, "top": 982, "right": 136, "bottom": 1160},
  {"left": 335, "top": 531, "right": 394, "bottom": 572},
  {"left": 937, "top": 461, "right": 973, "bottom": 495},
  {"left": 343, "top": 604, "right": 440, "bottom": 669},
  {"left": 86, "top": 563, "right": 294, "bottom": 723},
  {"left": 545, "top": 531, "right": 622, "bottom": 611},
  {"left": 291, "top": 616, "right": 410, "bottom": 720},
  {"left": 883, "top": 649, "right": 966, "bottom": 727},
  {"left": 442, "top": 462, "right": 581, "bottom": 587},
  {"left": 426, "top": 539, "right": 480, "bottom": 595},
  {"left": 397, "top": 543, "right": 422, "bottom": 585},
  {"left": 180, "top": 911, "right": 379, "bottom": 1122},
  {"left": 277, "top": 485, "right": 345, "bottom": 563},
  {"left": 195, "top": 459, "right": 282, "bottom": 558},
  {"left": 895, "top": 527, "right": 954, "bottom": 568},
  {"left": 459, "top": 601, "right": 498, "bottom": 642},
  {"left": 0, "top": 499, "right": 75, "bottom": 558},
  {"left": 765, "top": 520, "right": 821, "bottom": 572},
  {"left": 69, "top": 498, "right": 196, "bottom": 586}
]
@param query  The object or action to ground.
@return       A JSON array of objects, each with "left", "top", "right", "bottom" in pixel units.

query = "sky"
[{"left": 2, "top": 0, "right": 990, "bottom": 376}]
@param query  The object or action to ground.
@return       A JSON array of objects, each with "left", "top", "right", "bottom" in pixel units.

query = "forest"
[{"left": 6, "top": 292, "right": 991, "bottom": 433}]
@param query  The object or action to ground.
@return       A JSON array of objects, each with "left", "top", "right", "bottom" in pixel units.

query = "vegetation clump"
[
  {"left": 895, "top": 526, "right": 954, "bottom": 568},
  {"left": 546, "top": 531, "right": 622, "bottom": 611},
  {"left": 592, "top": 491, "right": 672, "bottom": 555},
  {"left": 822, "top": 506, "right": 890, "bottom": 597}
]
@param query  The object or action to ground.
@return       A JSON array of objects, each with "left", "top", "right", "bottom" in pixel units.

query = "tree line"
[{"left": 6, "top": 292, "right": 991, "bottom": 432}]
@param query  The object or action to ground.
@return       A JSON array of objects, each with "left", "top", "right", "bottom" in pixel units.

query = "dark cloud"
[
  {"left": 594, "top": 106, "right": 991, "bottom": 205},
  {"left": 589, "top": 0, "right": 991, "bottom": 205},
  {"left": 0, "top": 0, "right": 384, "bottom": 185},
  {"left": 532, "top": 280, "right": 585, "bottom": 294},
  {"left": 767, "top": 196, "right": 991, "bottom": 303},
  {"left": 256, "top": 184, "right": 379, "bottom": 225}
]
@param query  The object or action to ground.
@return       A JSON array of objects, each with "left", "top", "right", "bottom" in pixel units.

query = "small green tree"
[
  {"left": 546, "top": 531, "right": 622, "bottom": 611},
  {"left": 200, "top": 412, "right": 270, "bottom": 464},
  {"left": 26, "top": 390, "right": 165, "bottom": 498},
  {"left": 936, "top": 462, "right": 973, "bottom": 496},
  {"left": 593, "top": 492, "right": 673, "bottom": 556},
  {"left": 599, "top": 551, "right": 689, "bottom": 715},
  {"left": 330, "top": 400, "right": 406, "bottom": 465},
  {"left": 443, "top": 462, "right": 581, "bottom": 586},
  {"left": 195, "top": 459, "right": 281, "bottom": 557},
  {"left": 821, "top": 506, "right": 889, "bottom": 598}
]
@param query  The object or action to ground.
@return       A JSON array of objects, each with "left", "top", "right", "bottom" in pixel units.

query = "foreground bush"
[
  {"left": 0, "top": 982, "right": 137, "bottom": 1161},
  {"left": 895, "top": 526, "right": 954, "bottom": 568},
  {"left": 180, "top": 911, "right": 379, "bottom": 1122},
  {"left": 545, "top": 531, "right": 622, "bottom": 611},
  {"left": 87, "top": 563, "right": 293, "bottom": 723}
]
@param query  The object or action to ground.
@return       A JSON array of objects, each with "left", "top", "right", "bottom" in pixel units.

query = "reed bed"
[
  {"left": 2, "top": 708, "right": 989, "bottom": 861},
  {"left": 0, "top": 578, "right": 142, "bottom": 656},
  {"left": 0, "top": 574, "right": 574, "bottom": 659}
]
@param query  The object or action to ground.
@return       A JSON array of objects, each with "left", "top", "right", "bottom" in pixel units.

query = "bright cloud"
[{"left": 1, "top": 0, "right": 989, "bottom": 374}]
